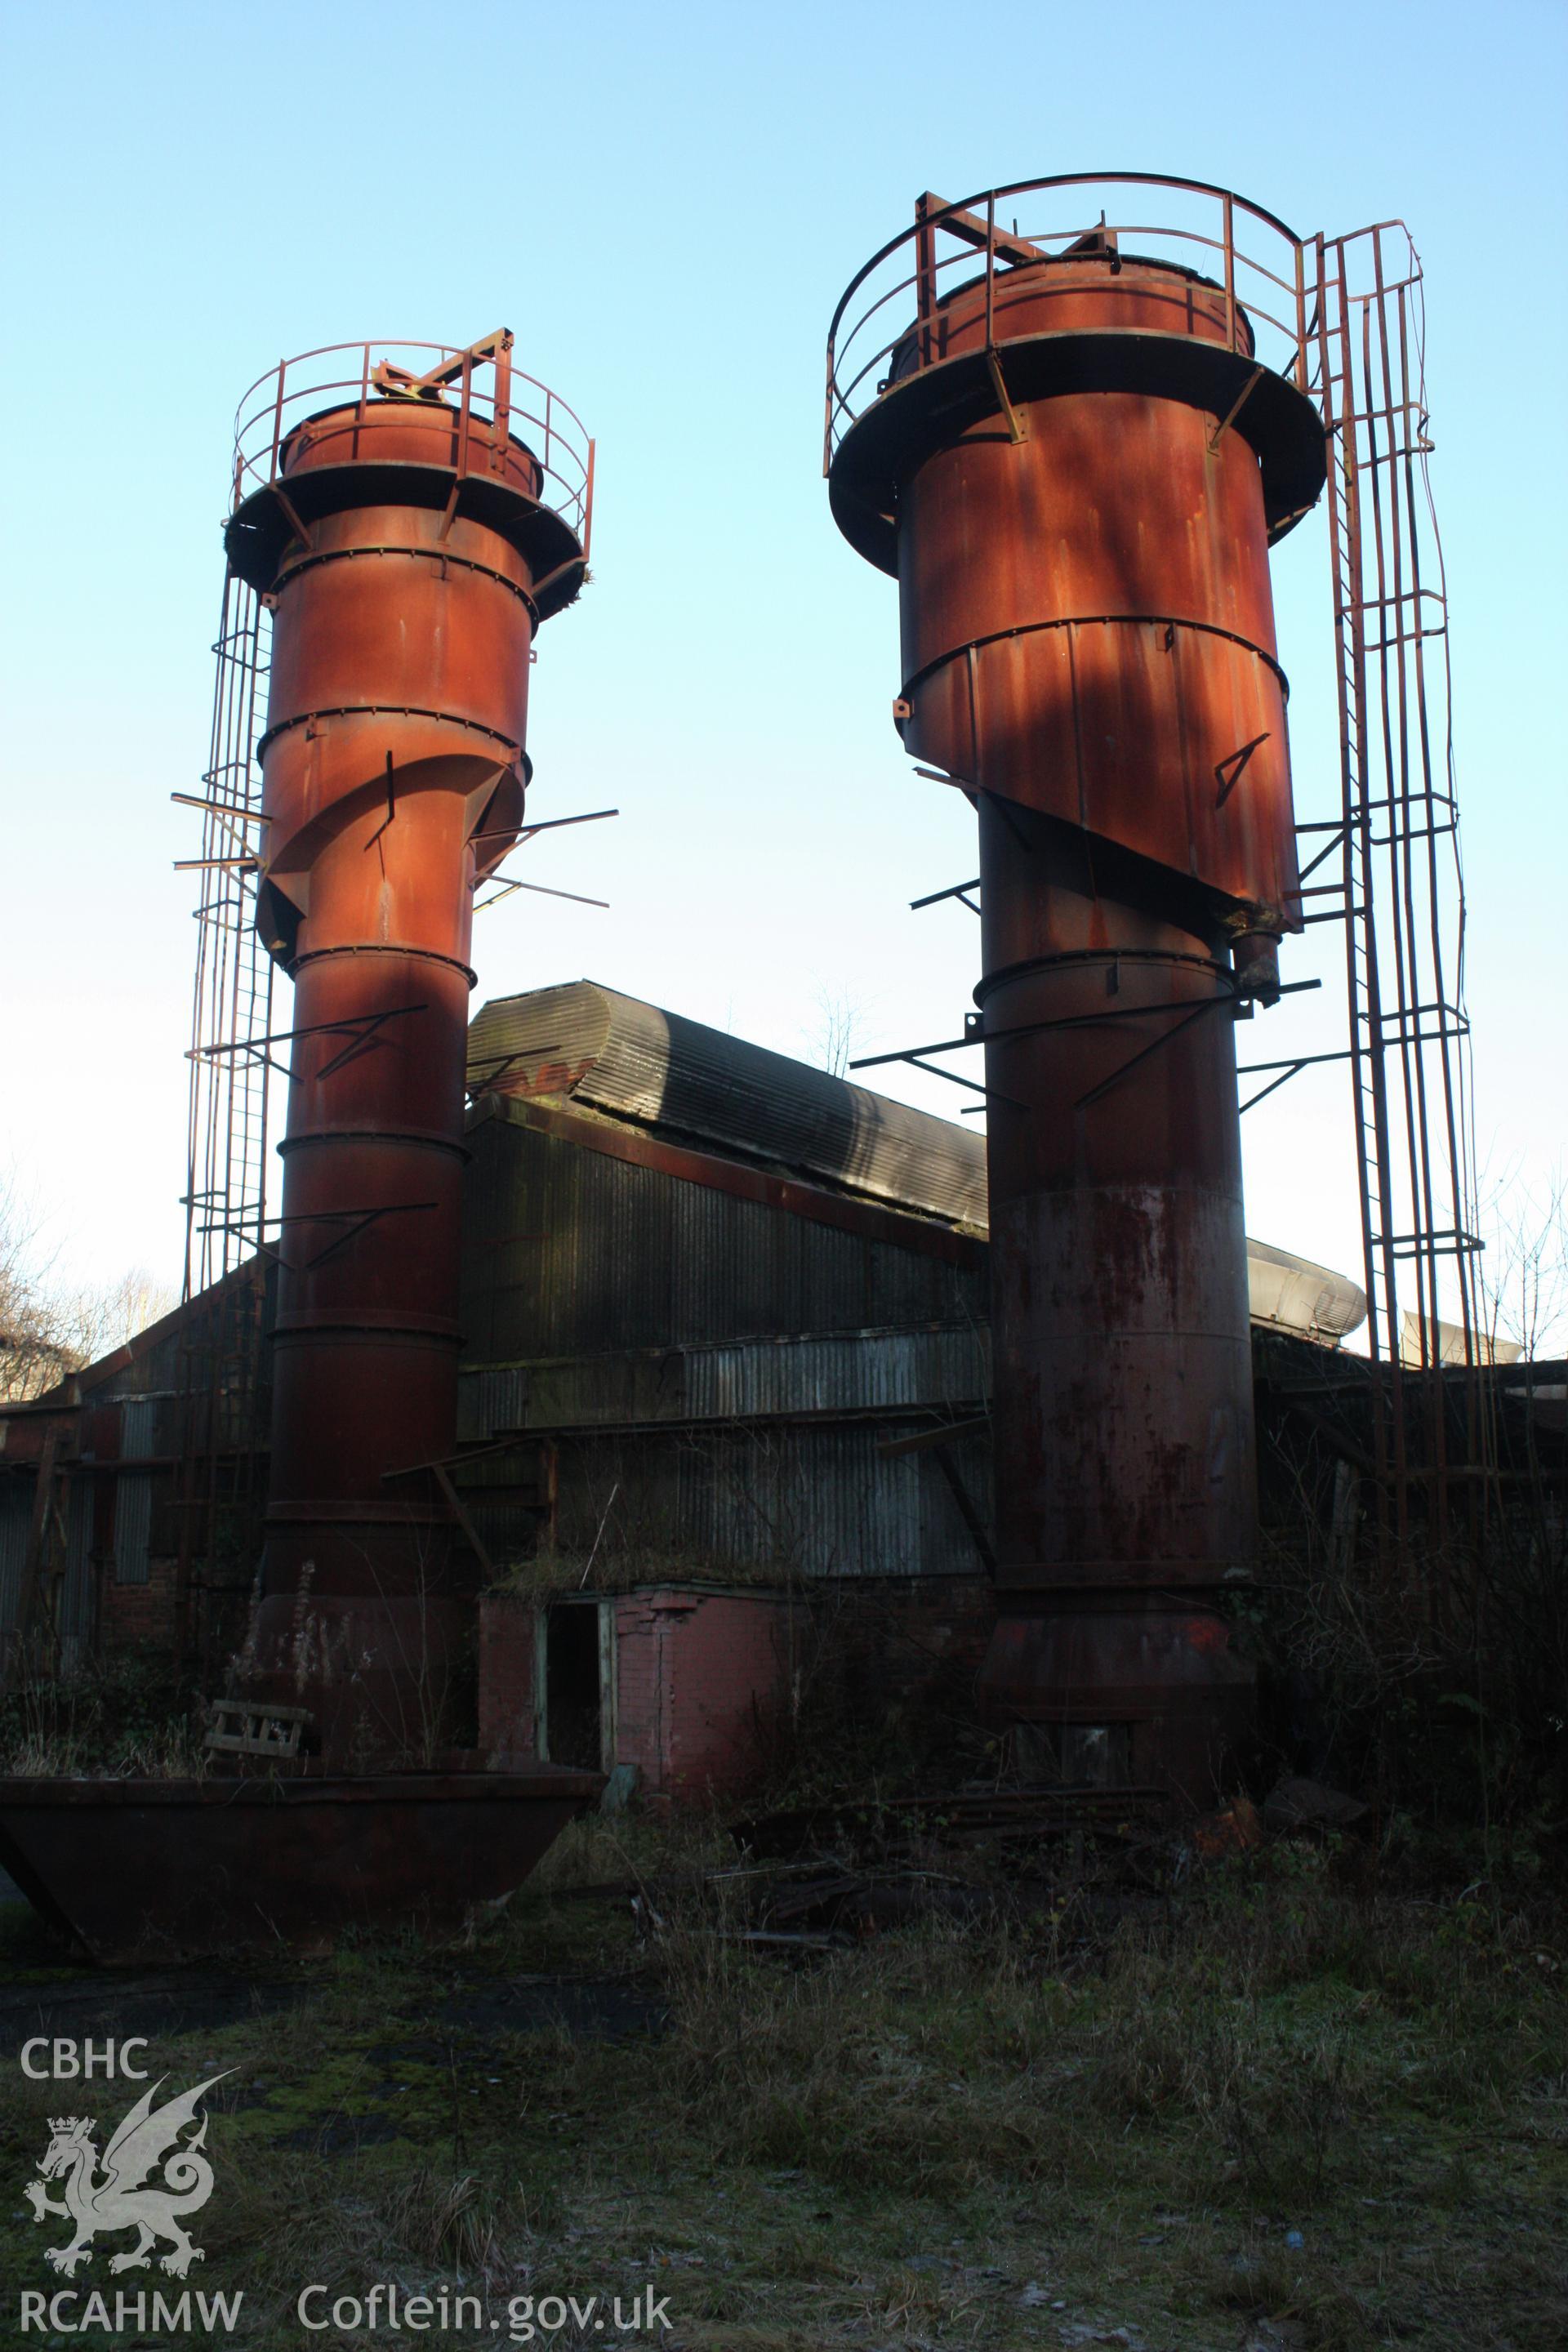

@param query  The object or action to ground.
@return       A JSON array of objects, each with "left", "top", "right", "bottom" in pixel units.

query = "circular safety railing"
[
  {"left": 825, "top": 173, "right": 1312, "bottom": 474},
  {"left": 233, "top": 335, "right": 594, "bottom": 553}
]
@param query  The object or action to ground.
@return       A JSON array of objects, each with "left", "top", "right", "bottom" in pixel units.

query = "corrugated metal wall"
[
  {"left": 113, "top": 1480, "right": 153, "bottom": 1588},
  {"left": 0, "top": 1395, "right": 173, "bottom": 1660},
  {"left": 461, "top": 1113, "right": 984, "bottom": 1364},
  {"left": 60, "top": 1477, "right": 95, "bottom": 1648},
  {"left": 110, "top": 1397, "right": 158, "bottom": 1588},
  {"left": 526, "top": 1421, "right": 992, "bottom": 1582},
  {"left": 0, "top": 1481, "right": 32, "bottom": 1638},
  {"left": 0, "top": 1472, "right": 97, "bottom": 1651},
  {"left": 458, "top": 1325, "right": 989, "bottom": 1442},
  {"left": 458, "top": 1112, "right": 992, "bottom": 1579}
]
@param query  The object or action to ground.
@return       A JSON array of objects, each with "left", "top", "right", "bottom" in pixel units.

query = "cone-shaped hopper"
[{"left": 0, "top": 1768, "right": 602, "bottom": 1964}]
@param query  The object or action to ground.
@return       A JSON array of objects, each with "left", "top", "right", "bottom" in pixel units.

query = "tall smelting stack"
[
  {"left": 826, "top": 179, "right": 1326, "bottom": 1797},
  {"left": 223, "top": 335, "right": 593, "bottom": 1759}
]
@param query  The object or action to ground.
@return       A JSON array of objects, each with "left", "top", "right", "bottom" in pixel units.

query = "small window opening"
[{"left": 1007, "top": 1721, "right": 1134, "bottom": 1787}]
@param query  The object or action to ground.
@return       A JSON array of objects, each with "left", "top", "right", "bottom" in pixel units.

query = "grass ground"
[{"left": 0, "top": 1809, "right": 1564, "bottom": 2352}]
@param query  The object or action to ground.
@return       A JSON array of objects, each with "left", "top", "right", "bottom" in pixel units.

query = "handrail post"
[
  {"left": 915, "top": 191, "right": 936, "bottom": 369},
  {"left": 493, "top": 334, "right": 512, "bottom": 467},
  {"left": 1222, "top": 190, "right": 1236, "bottom": 352},
  {"left": 456, "top": 353, "right": 472, "bottom": 481},
  {"left": 823, "top": 348, "right": 835, "bottom": 477},
  {"left": 269, "top": 362, "right": 286, "bottom": 487},
  {"left": 985, "top": 189, "right": 996, "bottom": 352}
]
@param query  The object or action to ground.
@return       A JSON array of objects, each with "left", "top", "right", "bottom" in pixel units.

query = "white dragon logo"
[{"left": 24, "top": 2072, "right": 231, "bottom": 2278}]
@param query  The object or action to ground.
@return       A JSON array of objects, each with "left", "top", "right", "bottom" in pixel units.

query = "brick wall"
[
  {"left": 478, "top": 1584, "right": 796, "bottom": 1801},
  {"left": 98, "top": 1555, "right": 182, "bottom": 1651},
  {"left": 615, "top": 1587, "right": 795, "bottom": 1801},
  {"left": 476, "top": 1577, "right": 997, "bottom": 1804}
]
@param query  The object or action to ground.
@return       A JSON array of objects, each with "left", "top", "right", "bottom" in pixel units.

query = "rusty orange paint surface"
[
  {"left": 831, "top": 223, "right": 1325, "bottom": 1798},
  {"left": 228, "top": 383, "right": 584, "bottom": 1759}
]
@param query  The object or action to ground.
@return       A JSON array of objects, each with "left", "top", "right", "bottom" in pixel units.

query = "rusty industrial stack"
[
  {"left": 829, "top": 180, "right": 1330, "bottom": 1796},
  {"left": 222, "top": 336, "right": 593, "bottom": 1760},
  {"left": 0, "top": 340, "right": 608, "bottom": 1960},
  {"left": 0, "top": 186, "right": 1487, "bottom": 1962}
]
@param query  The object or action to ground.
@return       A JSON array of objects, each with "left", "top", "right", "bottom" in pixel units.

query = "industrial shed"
[
  {"left": 452, "top": 980, "right": 1367, "bottom": 1575},
  {"left": 453, "top": 982, "right": 1368, "bottom": 1795},
  {"left": 0, "top": 1268, "right": 270, "bottom": 1677},
  {"left": 2, "top": 978, "right": 1379, "bottom": 1796},
  {"left": 456, "top": 980, "right": 996, "bottom": 1587}
]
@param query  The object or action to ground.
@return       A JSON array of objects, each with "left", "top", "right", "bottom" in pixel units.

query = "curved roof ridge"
[{"left": 466, "top": 978, "right": 987, "bottom": 1230}]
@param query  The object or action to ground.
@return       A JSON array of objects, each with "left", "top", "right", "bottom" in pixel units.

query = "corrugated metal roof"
[
  {"left": 1246, "top": 1240, "right": 1367, "bottom": 1343},
  {"left": 467, "top": 980, "right": 988, "bottom": 1232},
  {"left": 465, "top": 984, "right": 1365, "bottom": 1342}
]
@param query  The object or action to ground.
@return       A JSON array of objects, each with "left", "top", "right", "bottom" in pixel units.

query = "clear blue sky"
[{"left": 2, "top": 1, "right": 1563, "bottom": 1340}]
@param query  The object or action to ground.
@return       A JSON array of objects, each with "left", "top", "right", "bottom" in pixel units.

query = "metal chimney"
[
  {"left": 222, "top": 335, "right": 593, "bottom": 1760},
  {"left": 826, "top": 179, "right": 1326, "bottom": 1797}
]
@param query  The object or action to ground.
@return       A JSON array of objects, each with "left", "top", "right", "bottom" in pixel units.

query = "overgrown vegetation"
[
  {"left": 1238, "top": 1176, "right": 1568, "bottom": 1869},
  {"left": 3, "top": 1180, "right": 1563, "bottom": 2342},
  {"left": 2, "top": 1810, "right": 1563, "bottom": 2350},
  {"left": 0, "top": 1654, "right": 204, "bottom": 1777},
  {"left": 489, "top": 1541, "right": 795, "bottom": 1609},
  {"left": 1249, "top": 1438, "right": 1568, "bottom": 1873}
]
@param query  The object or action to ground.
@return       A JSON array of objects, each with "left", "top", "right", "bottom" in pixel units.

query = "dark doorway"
[{"left": 545, "top": 1602, "right": 602, "bottom": 1770}]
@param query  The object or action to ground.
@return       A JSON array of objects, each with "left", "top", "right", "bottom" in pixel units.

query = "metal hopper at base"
[{"left": 0, "top": 1768, "right": 603, "bottom": 1965}]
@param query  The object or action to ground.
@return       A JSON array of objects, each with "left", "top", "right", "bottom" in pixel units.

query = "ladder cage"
[
  {"left": 175, "top": 569, "right": 277, "bottom": 1671},
  {"left": 1313, "top": 219, "right": 1486, "bottom": 1540}
]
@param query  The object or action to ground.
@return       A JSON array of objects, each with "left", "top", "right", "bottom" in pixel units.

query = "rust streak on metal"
[
  {"left": 826, "top": 176, "right": 1329, "bottom": 1800},
  {"left": 220, "top": 333, "right": 590, "bottom": 1763}
]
